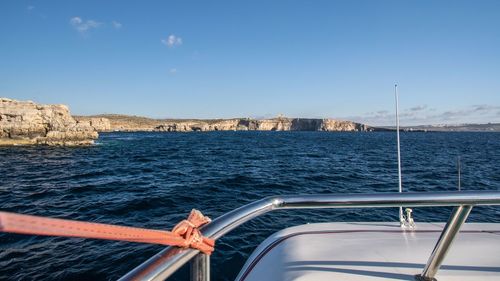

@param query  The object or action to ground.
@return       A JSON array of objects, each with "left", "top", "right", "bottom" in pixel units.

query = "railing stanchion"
[
  {"left": 190, "top": 253, "right": 210, "bottom": 281},
  {"left": 119, "top": 191, "right": 500, "bottom": 281},
  {"left": 417, "top": 205, "right": 473, "bottom": 281}
]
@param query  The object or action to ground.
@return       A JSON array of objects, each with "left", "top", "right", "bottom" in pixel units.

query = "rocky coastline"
[
  {"left": 0, "top": 98, "right": 104, "bottom": 146},
  {"left": 75, "top": 114, "right": 377, "bottom": 133},
  {"left": 153, "top": 117, "right": 373, "bottom": 132},
  {"left": 0, "top": 97, "right": 381, "bottom": 146}
]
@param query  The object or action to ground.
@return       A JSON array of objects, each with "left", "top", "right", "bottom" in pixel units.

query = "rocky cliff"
[
  {"left": 155, "top": 118, "right": 371, "bottom": 132},
  {"left": 74, "top": 114, "right": 160, "bottom": 132},
  {"left": 72, "top": 116, "right": 111, "bottom": 132},
  {"left": 80, "top": 114, "right": 375, "bottom": 132},
  {"left": 0, "top": 98, "right": 100, "bottom": 146}
]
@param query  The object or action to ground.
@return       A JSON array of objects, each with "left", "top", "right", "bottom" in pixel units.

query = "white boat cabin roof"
[{"left": 235, "top": 222, "right": 500, "bottom": 281}]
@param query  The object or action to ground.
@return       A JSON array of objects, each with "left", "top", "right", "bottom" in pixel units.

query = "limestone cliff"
[
  {"left": 84, "top": 115, "right": 375, "bottom": 132},
  {"left": 73, "top": 117, "right": 111, "bottom": 132},
  {"left": 0, "top": 98, "right": 99, "bottom": 146},
  {"left": 155, "top": 117, "right": 373, "bottom": 132},
  {"left": 75, "top": 114, "right": 162, "bottom": 132}
]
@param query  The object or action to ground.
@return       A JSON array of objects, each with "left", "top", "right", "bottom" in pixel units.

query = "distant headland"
[
  {"left": 74, "top": 114, "right": 381, "bottom": 133},
  {"left": 0, "top": 98, "right": 385, "bottom": 146},
  {"left": 1, "top": 98, "right": 499, "bottom": 146}
]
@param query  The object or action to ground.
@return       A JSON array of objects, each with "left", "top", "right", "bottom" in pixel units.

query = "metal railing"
[{"left": 119, "top": 191, "right": 500, "bottom": 281}]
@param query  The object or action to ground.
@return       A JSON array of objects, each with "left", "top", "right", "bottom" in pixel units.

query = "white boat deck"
[{"left": 235, "top": 222, "right": 500, "bottom": 281}]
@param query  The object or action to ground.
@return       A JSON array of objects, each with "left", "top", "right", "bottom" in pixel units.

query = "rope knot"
[{"left": 171, "top": 209, "right": 215, "bottom": 255}]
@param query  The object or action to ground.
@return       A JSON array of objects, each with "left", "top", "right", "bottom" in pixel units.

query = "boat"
[
  {"left": 118, "top": 192, "right": 500, "bottom": 281},
  {"left": 3, "top": 88, "right": 498, "bottom": 281},
  {"left": 118, "top": 88, "right": 500, "bottom": 281}
]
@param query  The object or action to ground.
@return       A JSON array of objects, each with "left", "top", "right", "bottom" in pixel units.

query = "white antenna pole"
[{"left": 395, "top": 84, "right": 404, "bottom": 224}]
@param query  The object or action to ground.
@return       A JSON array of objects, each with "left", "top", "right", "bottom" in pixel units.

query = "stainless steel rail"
[
  {"left": 190, "top": 253, "right": 209, "bottom": 281},
  {"left": 417, "top": 205, "right": 473, "bottom": 281},
  {"left": 119, "top": 191, "right": 500, "bottom": 281}
]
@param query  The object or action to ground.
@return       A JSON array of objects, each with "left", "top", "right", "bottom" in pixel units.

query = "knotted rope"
[{"left": 0, "top": 209, "right": 215, "bottom": 255}]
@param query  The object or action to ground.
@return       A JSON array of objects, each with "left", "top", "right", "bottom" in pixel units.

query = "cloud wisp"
[
  {"left": 70, "top": 17, "right": 124, "bottom": 34},
  {"left": 112, "top": 21, "right": 122, "bottom": 29},
  {"left": 70, "top": 17, "right": 102, "bottom": 33},
  {"left": 161, "top": 34, "right": 183, "bottom": 47},
  {"left": 346, "top": 104, "right": 500, "bottom": 126}
]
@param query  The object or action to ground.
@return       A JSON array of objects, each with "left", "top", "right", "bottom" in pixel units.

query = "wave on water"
[{"left": 0, "top": 131, "right": 499, "bottom": 280}]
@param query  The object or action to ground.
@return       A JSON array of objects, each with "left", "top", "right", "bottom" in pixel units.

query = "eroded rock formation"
[
  {"left": 0, "top": 98, "right": 100, "bottom": 146},
  {"left": 76, "top": 114, "right": 374, "bottom": 133},
  {"left": 73, "top": 117, "right": 111, "bottom": 132},
  {"left": 153, "top": 117, "right": 373, "bottom": 132}
]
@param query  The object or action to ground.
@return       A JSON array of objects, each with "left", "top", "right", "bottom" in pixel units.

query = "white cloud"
[
  {"left": 70, "top": 17, "right": 102, "bottom": 33},
  {"left": 161, "top": 34, "right": 182, "bottom": 47},
  {"left": 27, "top": 5, "right": 35, "bottom": 11},
  {"left": 346, "top": 104, "right": 500, "bottom": 126},
  {"left": 169, "top": 68, "right": 177, "bottom": 74},
  {"left": 112, "top": 21, "right": 122, "bottom": 29},
  {"left": 70, "top": 17, "right": 82, "bottom": 25}
]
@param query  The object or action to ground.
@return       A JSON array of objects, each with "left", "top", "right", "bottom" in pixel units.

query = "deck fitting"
[{"left": 415, "top": 274, "right": 437, "bottom": 281}]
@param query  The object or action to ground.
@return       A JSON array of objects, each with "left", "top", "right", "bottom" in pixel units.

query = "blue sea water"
[{"left": 0, "top": 131, "right": 499, "bottom": 281}]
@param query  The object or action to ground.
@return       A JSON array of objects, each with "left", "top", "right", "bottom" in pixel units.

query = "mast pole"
[{"left": 395, "top": 84, "right": 404, "bottom": 225}]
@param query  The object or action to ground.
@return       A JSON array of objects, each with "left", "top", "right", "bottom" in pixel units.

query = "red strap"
[{"left": 0, "top": 209, "right": 215, "bottom": 255}]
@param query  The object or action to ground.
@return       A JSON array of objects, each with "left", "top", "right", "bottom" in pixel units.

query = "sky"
[{"left": 1, "top": 0, "right": 500, "bottom": 126}]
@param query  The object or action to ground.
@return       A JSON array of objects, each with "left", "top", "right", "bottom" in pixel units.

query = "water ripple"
[{"left": 0, "top": 131, "right": 499, "bottom": 280}]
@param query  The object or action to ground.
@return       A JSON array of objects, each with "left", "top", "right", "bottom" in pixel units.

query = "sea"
[{"left": 1, "top": 131, "right": 499, "bottom": 281}]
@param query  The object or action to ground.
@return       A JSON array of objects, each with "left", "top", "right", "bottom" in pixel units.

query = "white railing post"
[
  {"left": 417, "top": 205, "right": 472, "bottom": 281},
  {"left": 190, "top": 253, "right": 210, "bottom": 281},
  {"left": 119, "top": 191, "right": 500, "bottom": 281}
]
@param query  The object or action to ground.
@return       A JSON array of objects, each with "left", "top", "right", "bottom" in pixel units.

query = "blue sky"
[{"left": 1, "top": 0, "right": 499, "bottom": 125}]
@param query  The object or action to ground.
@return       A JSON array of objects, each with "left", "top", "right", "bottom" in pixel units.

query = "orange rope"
[{"left": 0, "top": 209, "right": 215, "bottom": 255}]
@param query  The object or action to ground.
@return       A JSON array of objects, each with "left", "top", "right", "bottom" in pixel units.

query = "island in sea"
[{"left": 1, "top": 97, "right": 498, "bottom": 146}]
